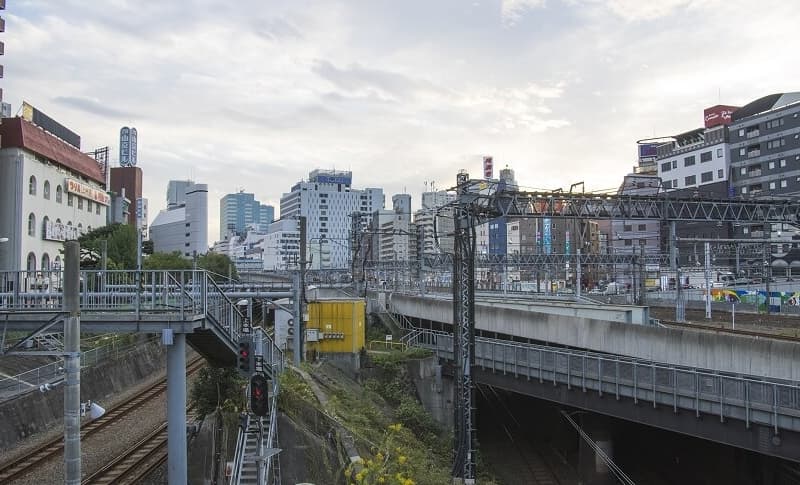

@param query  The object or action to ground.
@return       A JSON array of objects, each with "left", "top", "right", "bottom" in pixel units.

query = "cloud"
[
  {"left": 501, "top": 0, "right": 547, "bottom": 25},
  {"left": 4, "top": 0, "right": 799, "bottom": 247},
  {"left": 53, "top": 96, "right": 138, "bottom": 119}
]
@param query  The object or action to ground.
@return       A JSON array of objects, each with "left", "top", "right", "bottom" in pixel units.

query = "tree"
[
  {"left": 189, "top": 367, "right": 246, "bottom": 418},
  {"left": 198, "top": 252, "right": 238, "bottom": 281},
  {"left": 77, "top": 223, "right": 138, "bottom": 269},
  {"left": 143, "top": 251, "right": 193, "bottom": 270}
]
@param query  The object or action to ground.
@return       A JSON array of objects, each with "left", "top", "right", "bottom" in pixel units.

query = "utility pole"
[
  {"left": 639, "top": 242, "right": 646, "bottom": 306},
  {"left": 298, "top": 216, "right": 307, "bottom": 362},
  {"left": 452, "top": 172, "right": 476, "bottom": 483},
  {"left": 764, "top": 242, "right": 771, "bottom": 315},
  {"left": 670, "top": 221, "right": 685, "bottom": 322},
  {"left": 704, "top": 242, "right": 711, "bottom": 319},
  {"left": 576, "top": 249, "right": 582, "bottom": 298},
  {"left": 64, "top": 241, "right": 81, "bottom": 485}
]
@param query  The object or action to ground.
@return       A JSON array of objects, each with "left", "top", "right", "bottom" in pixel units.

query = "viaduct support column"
[
  {"left": 167, "top": 332, "right": 187, "bottom": 485},
  {"left": 576, "top": 414, "right": 614, "bottom": 485}
]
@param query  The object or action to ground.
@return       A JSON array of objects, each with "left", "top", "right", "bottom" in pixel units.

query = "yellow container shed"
[{"left": 305, "top": 300, "right": 365, "bottom": 355}]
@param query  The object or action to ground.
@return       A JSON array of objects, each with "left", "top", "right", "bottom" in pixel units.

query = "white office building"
[
  {"left": 0, "top": 117, "right": 108, "bottom": 272},
  {"left": 280, "top": 169, "right": 384, "bottom": 269},
  {"left": 414, "top": 190, "right": 455, "bottom": 256},
  {"left": 149, "top": 182, "right": 208, "bottom": 257}
]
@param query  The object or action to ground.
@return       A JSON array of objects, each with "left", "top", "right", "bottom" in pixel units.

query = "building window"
[
  {"left": 769, "top": 161, "right": 775, "bottom": 169},
  {"left": 672, "top": 179, "right": 677, "bottom": 187},
  {"left": 41, "top": 253, "right": 50, "bottom": 271},
  {"left": 672, "top": 160, "right": 677, "bottom": 169},
  {"left": 68, "top": 193, "right": 74, "bottom": 207},
  {"left": 781, "top": 180, "right": 788, "bottom": 188},
  {"left": 767, "top": 139, "right": 786, "bottom": 150},
  {"left": 701, "top": 171, "right": 713, "bottom": 183},
  {"left": 96, "top": 204, "right": 101, "bottom": 215},
  {"left": 780, "top": 159, "right": 787, "bottom": 168},
  {"left": 770, "top": 181, "right": 776, "bottom": 190},
  {"left": 54, "top": 256, "right": 61, "bottom": 270},
  {"left": 740, "top": 167, "right": 747, "bottom": 175},
  {"left": 623, "top": 224, "right": 632, "bottom": 232},
  {"left": 685, "top": 175, "right": 696, "bottom": 186},
  {"left": 26, "top": 253, "right": 36, "bottom": 272},
  {"left": 684, "top": 156, "right": 696, "bottom": 167},
  {"left": 637, "top": 224, "right": 646, "bottom": 231},
  {"left": 624, "top": 239, "right": 633, "bottom": 246},
  {"left": 738, "top": 129, "right": 745, "bottom": 137},
  {"left": 661, "top": 162, "right": 671, "bottom": 172},
  {"left": 700, "top": 151, "right": 712, "bottom": 163},
  {"left": 42, "top": 216, "right": 49, "bottom": 234},
  {"left": 766, "top": 118, "right": 784, "bottom": 129},
  {"left": 43, "top": 181, "right": 51, "bottom": 200},
  {"left": 78, "top": 198, "right": 84, "bottom": 210},
  {"left": 742, "top": 187, "right": 748, "bottom": 194},
  {"left": 29, "top": 176, "right": 37, "bottom": 195},
  {"left": 717, "top": 148, "right": 723, "bottom": 157},
  {"left": 718, "top": 169, "right": 724, "bottom": 179},
  {"left": 28, "top": 213, "right": 36, "bottom": 236},
  {"left": 663, "top": 180, "right": 672, "bottom": 189},
  {"left": 56, "top": 185, "right": 63, "bottom": 203},
  {"left": 87, "top": 200, "right": 93, "bottom": 212}
]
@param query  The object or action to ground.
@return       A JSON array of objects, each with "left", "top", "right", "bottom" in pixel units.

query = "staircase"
[
  {"left": 33, "top": 332, "right": 64, "bottom": 352},
  {"left": 239, "top": 416, "right": 266, "bottom": 484}
]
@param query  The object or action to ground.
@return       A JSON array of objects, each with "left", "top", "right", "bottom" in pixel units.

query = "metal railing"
[
  {"left": 409, "top": 327, "right": 800, "bottom": 434},
  {"left": 0, "top": 334, "right": 159, "bottom": 398}
]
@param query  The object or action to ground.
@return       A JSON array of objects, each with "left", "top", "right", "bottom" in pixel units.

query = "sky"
[{"left": 4, "top": 0, "right": 800, "bottom": 245}]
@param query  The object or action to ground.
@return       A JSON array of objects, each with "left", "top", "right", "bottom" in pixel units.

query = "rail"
[
  {"left": 407, "top": 327, "right": 800, "bottom": 435},
  {"left": 0, "top": 357, "right": 204, "bottom": 483},
  {"left": 0, "top": 335, "right": 159, "bottom": 398}
]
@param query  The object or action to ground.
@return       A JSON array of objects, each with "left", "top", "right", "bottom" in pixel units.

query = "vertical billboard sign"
[
  {"left": 120, "top": 127, "right": 131, "bottom": 167},
  {"left": 483, "top": 156, "right": 493, "bottom": 179},
  {"left": 543, "top": 218, "right": 552, "bottom": 255}
]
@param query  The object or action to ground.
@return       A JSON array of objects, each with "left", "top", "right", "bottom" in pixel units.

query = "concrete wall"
[
  {"left": 406, "top": 357, "right": 454, "bottom": 431},
  {"left": 0, "top": 340, "right": 166, "bottom": 451},
  {"left": 389, "top": 294, "right": 800, "bottom": 381}
]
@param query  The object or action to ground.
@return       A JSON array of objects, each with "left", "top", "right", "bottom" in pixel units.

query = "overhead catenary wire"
[{"left": 560, "top": 411, "right": 636, "bottom": 485}]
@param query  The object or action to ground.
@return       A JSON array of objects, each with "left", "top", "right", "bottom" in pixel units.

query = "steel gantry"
[{"left": 447, "top": 172, "right": 800, "bottom": 483}]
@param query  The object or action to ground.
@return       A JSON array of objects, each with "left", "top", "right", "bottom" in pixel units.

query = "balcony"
[
  {"left": 746, "top": 129, "right": 760, "bottom": 139},
  {"left": 746, "top": 149, "right": 761, "bottom": 158}
]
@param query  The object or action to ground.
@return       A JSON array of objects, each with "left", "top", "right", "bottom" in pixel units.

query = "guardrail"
[{"left": 408, "top": 328, "right": 800, "bottom": 434}]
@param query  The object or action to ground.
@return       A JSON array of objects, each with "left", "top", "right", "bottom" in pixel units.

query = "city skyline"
[{"left": 3, "top": 1, "right": 799, "bottom": 241}]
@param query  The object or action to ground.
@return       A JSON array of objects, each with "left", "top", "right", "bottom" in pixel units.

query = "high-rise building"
[
  {"left": 414, "top": 190, "right": 455, "bottom": 257},
  {"left": 167, "top": 180, "right": 192, "bottom": 209},
  {"left": 729, "top": 93, "right": 800, "bottom": 198},
  {"left": 0, "top": 116, "right": 109, "bottom": 271},
  {"left": 150, "top": 182, "right": 208, "bottom": 257},
  {"left": 392, "top": 194, "right": 411, "bottom": 221},
  {"left": 119, "top": 126, "right": 138, "bottom": 167},
  {"left": 280, "top": 169, "right": 384, "bottom": 269},
  {"left": 219, "top": 190, "right": 275, "bottom": 240},
  {"left": 655, "top": 105, "right": 736, "bottom": 192}
]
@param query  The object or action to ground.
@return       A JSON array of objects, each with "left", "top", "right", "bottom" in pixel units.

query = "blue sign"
[
  {"left": 315, "top": 175, "right": 352, "bottom": 185},
  {"left": 543, "top": 218, "right": 552, "bottom": 255}
]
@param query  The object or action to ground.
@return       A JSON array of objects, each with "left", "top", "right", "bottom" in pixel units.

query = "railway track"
[
  {"left": 83, "top": 405, "right": 200, "bottom": 485},
  {"left": 659, "top": 320, "right": 800, "bottom": 343},
  {"left": 0, "top": 356, "right": 204, "bottom": 483},
  {"left": 82, "top": 423, "right": 168, "bottom": 485}
]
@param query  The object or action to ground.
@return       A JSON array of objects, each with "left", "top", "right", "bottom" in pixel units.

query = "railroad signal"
[
  {"left": 250, "top": 374, "right": 269, "bottom": 417},
  {"left": 238, "top": 339, "right": 254, "bottom": 375}
]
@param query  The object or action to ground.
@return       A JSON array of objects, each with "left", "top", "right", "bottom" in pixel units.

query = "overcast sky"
[{"left": 4, "top": 0, "right": 799, "bottom": 244}]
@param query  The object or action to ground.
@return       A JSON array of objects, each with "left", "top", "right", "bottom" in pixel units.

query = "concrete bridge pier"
[
  {"left": 575, "top": 414, "right": 614, "bottom": 485},
  {"left": 167, "top": 331, "right": 187, "bottom": 485}
]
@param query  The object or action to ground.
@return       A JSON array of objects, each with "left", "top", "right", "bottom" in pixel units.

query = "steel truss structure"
[{"left": 448, "top": 174, "right": 800, "bottom": 483}]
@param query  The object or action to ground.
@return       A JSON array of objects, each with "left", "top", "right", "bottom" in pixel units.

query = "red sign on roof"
[{"left": 703, "top": 105, "right": 739, "bottom": 129}]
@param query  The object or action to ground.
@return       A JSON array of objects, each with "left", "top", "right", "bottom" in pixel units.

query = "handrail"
[
  {"left": 230, "top": 417, "right": 248, "bottom": 485},
  {"left": 0, "top": 335, "right": 159, "bottom": 397}
]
